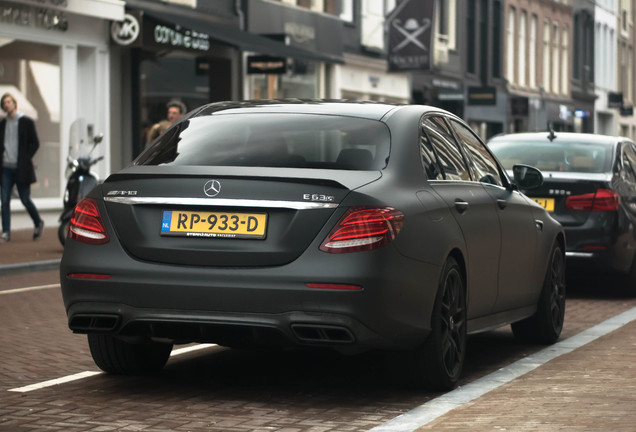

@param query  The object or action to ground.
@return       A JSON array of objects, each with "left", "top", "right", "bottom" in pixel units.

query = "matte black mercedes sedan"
[
  {"left": 60, "top": 100, "right": 565, "bottom": 390},
  {"left": 488, "top": 132, "right": 636, "bottom": 293}
]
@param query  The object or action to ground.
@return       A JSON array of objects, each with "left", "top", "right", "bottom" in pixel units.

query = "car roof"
[
  {"left": 190, "top": 99, "right": 444, "bottom": 122},
  {"left": 488, "top": 132, "right": 628, "bottom": 146}
]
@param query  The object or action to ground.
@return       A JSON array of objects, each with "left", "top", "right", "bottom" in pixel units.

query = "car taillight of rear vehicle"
[
  {"left": 319, "top": 207, "right": 404, "bottom": 254},
  {"left": 69, "top": 198, "right": 110, "bottom": 245},
  {"left": 565, "top": 189, "right": 620, "bottom": 211}
]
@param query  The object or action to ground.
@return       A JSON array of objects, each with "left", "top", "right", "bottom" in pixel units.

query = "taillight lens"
[
  {"left": 69, "top": 198, "right": 109, "bottom": 245},
  {"left": 565, "top": 189, "right": 620, "bottom": 211},
  {"left": 319, "top": 207, "right": 404, "bottom": 254}
]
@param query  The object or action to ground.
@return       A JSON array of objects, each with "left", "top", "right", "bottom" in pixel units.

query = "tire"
[
  {"left": 404, "top": 257, "right": 467, "bottom": 391},
  {"left": 511, "top": 243, "right": 566, "bottom": 344},
  {"left": 58, "top": 220, "right": 69, "bottom": 245},
  {"left": 88, "top": 334, "right": 173, "bottom": 375}
]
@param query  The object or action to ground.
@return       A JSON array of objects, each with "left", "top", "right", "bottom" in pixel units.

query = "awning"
[{"left": 143, "top": 10, "right": 344, "bottom": 64}]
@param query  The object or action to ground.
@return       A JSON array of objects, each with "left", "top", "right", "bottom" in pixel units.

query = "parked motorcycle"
[{"left": 58, "top": 119, "right": 104, "bottom": 245}]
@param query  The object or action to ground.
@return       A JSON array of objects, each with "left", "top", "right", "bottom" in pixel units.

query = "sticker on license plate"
[
  {"left": 160, "top": 210, "right": 267, "bottom": 239},
  {"left": 531, "top": 198, "right": 555, "bottom": 212}
]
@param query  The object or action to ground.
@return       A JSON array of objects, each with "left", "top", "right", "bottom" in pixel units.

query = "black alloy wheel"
[
  {"left": 511, "top": 243, "right": 566, "bottom": 344},
  {"left": 417, "top": 256, "right": 467, "bottom": 391}
]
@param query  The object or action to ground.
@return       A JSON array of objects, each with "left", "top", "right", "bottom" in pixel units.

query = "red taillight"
[
  {"left": 565, "top": 189, "right": 620, "bottom": 211},
  {"left": 319, "top": 207, "right": 404, "bottom": 254},
  {"left": 69, "top": 198, "right": 109, "bottom": 245}
]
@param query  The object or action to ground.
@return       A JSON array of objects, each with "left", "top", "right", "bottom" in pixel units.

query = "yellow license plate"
[
  {"left": 531, "top": 198, "right": 554, "bottom": 212},
  {"left": 161, "top": 210, "right": 267, "bottom": 239}
]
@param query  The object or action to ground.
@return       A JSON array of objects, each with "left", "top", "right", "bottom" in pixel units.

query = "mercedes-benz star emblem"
[{"left": 203, "top": 180, "right": 221, "bottom": 197}]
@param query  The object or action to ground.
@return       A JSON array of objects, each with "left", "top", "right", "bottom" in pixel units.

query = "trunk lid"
[{"left": 102, "top": 166, "right": 381, "bottom": 267}]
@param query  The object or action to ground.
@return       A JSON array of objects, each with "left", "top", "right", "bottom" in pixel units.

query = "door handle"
[
  {"left": 497, "top": 199, "right": 507, "bottom": 209},
  {"left": 454, "top": 199, "right": 469, "bottom": 213},
  {"left": 535, "top": 219, "right": 544, "bottom": 231}
]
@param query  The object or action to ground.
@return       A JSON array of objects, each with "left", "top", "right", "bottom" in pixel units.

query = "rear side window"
[
  {"left": 422, "top": 116, "right": 470, "bottom": 181},
  {"left": 489, "top": 138, "right": 613, "bottom": 173},
  {"left": 135, "top": 113, "right": 390, "bottom": 170}
]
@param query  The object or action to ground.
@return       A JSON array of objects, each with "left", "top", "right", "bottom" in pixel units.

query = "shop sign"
[
  {"left": 608, "top": 92, "right": 623, "bottom": 108},
  {"left": 111, "top": 12, "right": 141, "bottom": 46},
  {"left": 387, "top": 0, "right": 434, "bottom": 71},
  {"left": 434, "top": 79, "right": 463, "bottom": 101},
  {"left": 0, "top": 0, "right": 68, "bottom": 32},
  {"left": 467, "top": 86, "right": 496, "bottom": 106},
  {"left": 111, "top": 11, "right": 210, "bottom": 53},
  {"left": 247, "top": 55, "right": 287, "bottom": 74}
]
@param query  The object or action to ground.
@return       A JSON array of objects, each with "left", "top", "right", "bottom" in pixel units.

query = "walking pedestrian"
[{"left": 0, "top": 92, "right": 44, "bottom": 242}]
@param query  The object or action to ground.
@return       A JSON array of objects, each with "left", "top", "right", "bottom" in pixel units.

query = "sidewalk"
[
  {"left": 0, "top": 226, "right": 63, "bottom": 274},
  {"left": 413, "top": 316, "right": 636, "bottom": 431}
]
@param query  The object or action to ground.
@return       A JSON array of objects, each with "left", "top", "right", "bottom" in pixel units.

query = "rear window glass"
[
  {"left": 135, "top": 113, "right": 390, "bottom": 170},
  {"left": 488, "top": 139, "right": 613, "bottom": 173}
]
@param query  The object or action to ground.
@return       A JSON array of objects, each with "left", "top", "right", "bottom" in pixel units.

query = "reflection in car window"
[
  {"left": 489, "top": 138, "right": 613, "bottom": 173},
  {"left": 135, "top": 114, "right": 391, "bottom": 170},
  {"left": 450, "top": 120, "right": 503, "bottom": 186},
  {"left": 422, "top": 117, "right": 470, "bottom": 181},
  {"left": 622, "top": 144, "right": 636, "bottom": 182}
]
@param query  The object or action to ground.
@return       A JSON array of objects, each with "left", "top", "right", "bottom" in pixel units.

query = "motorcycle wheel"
[{"left": 58, "top": 220, "right": 69, "bottom": 245}]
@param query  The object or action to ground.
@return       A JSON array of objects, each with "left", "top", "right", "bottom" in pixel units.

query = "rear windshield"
[
  {"left": 488, "top": 139, "right": 613, "bottom": 173},
  {"left": 135, "top": 113, "right": 391, "bottom": 170}
]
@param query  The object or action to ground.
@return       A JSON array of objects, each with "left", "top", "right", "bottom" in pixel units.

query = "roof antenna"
[{"left": 547, "top": 129, "right": 557, "bottom": 142}]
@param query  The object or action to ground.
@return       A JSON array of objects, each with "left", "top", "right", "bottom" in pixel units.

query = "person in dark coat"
[{"left": 0, "top": 92, "right": 44, "bottom": 242}]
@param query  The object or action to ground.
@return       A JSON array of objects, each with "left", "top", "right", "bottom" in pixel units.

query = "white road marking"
[
  {"left": 0, "top": 284, "right": 60, "bottom": 295},
  {"left": 7, "top": 343, "right": 217, "bottom": 393},
  {"left": 8, "top": 371, "right": 102, "bottom": 393},
  {"left": 369, "top": 306, "right": 636, "bottom": 431}
]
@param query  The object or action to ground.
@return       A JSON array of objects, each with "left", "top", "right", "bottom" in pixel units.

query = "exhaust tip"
[
  {"left": 291, "top": 324, "right": 355, "bottom": 344},
  {"left": 69, "top": 314, "right": 120, "bottom": 333}
]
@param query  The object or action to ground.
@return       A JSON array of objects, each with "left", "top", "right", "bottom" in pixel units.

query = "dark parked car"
[
  {"left": 488, "top": 131, "right": 636, "bottom": 292},
  {"left": 60, "top": 100, "right": 565, "bottom": 390}
]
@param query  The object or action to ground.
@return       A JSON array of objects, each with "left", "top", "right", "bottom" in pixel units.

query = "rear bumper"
[
  {"left": 60, "top": 240, "right": 440, "bottom": 353},
  {"left": 561, "top": 212, "right": 634, "bottom": 274}
]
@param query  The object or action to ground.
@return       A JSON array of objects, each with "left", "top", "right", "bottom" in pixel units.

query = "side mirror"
[
  {"left": 93, "top": 133, "right": 104, "bottom": 145},
  {"left": 512, "top": 164, "right": 543, "bottom": 189}
]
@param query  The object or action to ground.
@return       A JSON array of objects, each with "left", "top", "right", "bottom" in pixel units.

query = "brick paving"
[{"left": 2, "top": 227, "right": 636, "bottom": 431}]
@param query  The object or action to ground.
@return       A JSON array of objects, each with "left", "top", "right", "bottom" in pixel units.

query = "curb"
[{"left": 0, "top": 259, "right": 61, "bottom": 276}]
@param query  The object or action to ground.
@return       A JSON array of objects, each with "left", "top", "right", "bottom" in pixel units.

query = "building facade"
[{"left": 0, "top": 0, "right": 124, "bottom": 218}]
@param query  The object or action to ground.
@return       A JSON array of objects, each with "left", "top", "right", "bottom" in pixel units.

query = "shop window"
[
  {"left": 0, "top": 40, "right": 61, "bottom": 200},
  {"left": 140, "top": 50, "right": 210, "bottom": 145},
  {"left": 248, "top": 60, "right": 320, "bottom": 100}
]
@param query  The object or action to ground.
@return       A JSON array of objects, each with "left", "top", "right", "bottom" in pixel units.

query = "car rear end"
[
  {"left": 60, "top": 103, "right": 439, "bottom": 353},
  {"left": 489, "top": 133, "right": 632, "bottom": 275}
]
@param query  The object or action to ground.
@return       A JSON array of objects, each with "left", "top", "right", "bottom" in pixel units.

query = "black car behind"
[{"left": 489, "top": 131, "right": 636, "bottom": 293}]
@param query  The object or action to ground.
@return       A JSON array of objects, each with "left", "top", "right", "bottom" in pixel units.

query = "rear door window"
[
  {"left": 449, "top": 120, "right": 503, "bottom": 186},
  {"left": 421, "top": 116, "right": 470, "bottom": 181}
]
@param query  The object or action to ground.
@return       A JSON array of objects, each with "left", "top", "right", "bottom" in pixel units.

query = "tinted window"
[
  {"left": 422, "top": 117, "right": 470, "bottom": 181},
  {"left": 135, "top": 114, "right": 390, "bottom": 170},
  {"left": 489, "top": 137, "right": 613, "bottom": 173},
  {"left": 450, "top": 120, "right": 503, "bottom": 186}
]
